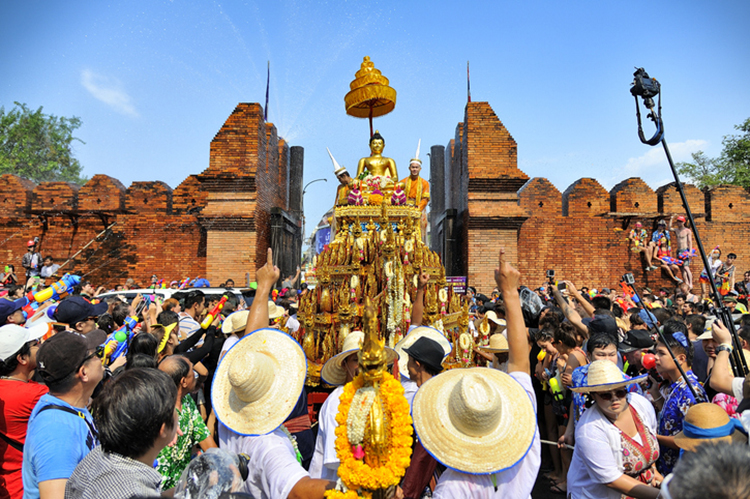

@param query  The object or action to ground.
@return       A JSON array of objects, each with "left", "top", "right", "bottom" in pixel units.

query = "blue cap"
[{"left": 0, "top": 297, "right": 26, "bottom": 324}]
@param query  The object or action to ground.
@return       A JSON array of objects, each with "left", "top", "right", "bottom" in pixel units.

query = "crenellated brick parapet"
[
  {"left": 430, "top": 101, "right": 750, "bottom": 293},
  {"left": 0, "top": 103, "right": 302, "bottom": 287}
]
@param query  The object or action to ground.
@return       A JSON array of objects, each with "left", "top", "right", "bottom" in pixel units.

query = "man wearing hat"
[
  {"left": 215, "top": 248, "right": 333, "bottom": 498},
  {"left": 620, "top": 329, "right": 656, "bottom": 378},
  {"left": 0, "top": 324, "right": 49, "bottom": 499},
  {"left": 54, "top": 296, "right": 108, "bottom": 335},
  {"left": 0, "top": 295, "right": 27, "bottom": 326},
  {"left": 310, "top": 331, "right": 397, "bottom": 481},
  {"left": 399, "top": 332, "right": 450, "bottom": 499},
  {"left": 412, "top": 250, "right": 540, "bottom": 498},
  {"left": 22, "top": 331, "right": 106, "bottom": 499},
  {"left": 21, "top": 240, "right": 42, "bottom": 289}
]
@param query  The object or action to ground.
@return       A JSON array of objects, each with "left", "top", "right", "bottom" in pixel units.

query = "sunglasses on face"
[{"left": 596, "top": 389, "right": 628, "bottom": 401}]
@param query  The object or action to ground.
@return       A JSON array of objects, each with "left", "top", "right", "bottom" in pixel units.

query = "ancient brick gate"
[
  {"left": 0, "top": 103, "right": 302, "bottom": 287},
  {"left": 429, "top": 101, "right": 750, "bottom": 294},
  {"left": 2, "top": 100, "right": 748, "bottom": 292}
]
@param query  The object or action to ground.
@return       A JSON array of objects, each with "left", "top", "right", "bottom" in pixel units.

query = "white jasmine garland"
[
  {"left": 347, "top": 387, "right": 377, "bottom": 445},
  {"left": 279, "top": 425, "right": 302, "bottom": 463}
]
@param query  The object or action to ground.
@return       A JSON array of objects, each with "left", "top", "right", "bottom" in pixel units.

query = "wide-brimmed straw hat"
[
  {"left": 485, "top": 311, "right": 506, "bottom": 331},
  {"left": 268, "top": 301, "right": 284, "bottom": 320},
  {"left": 674, "top": 403, "right": 747, "bottom": 451},
  {"left": 211, "top": 328, "right": 306, "bottom": 436},
  {"left": 222, "top": 311, "right": 250, "bottom": 335},
  {"left": 412, "top": 367, "right": 536, "bottom": 474},
  {"left": 320, "top": 331, "right": 397, "bottom": 386},
  {"left": 395, "top": 326, "right": 451, "bottom": 379},
  {"left": 570, "top": 360, "right": 646, "bottom": 393},
  {"left": 477, "top": 334, "right": 509, "bottom": 353}
]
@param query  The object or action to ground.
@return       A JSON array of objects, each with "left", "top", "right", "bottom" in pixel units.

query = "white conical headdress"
[
  {"left": 327, "top": 147, "right": 348, "bottom": 176},
  {"left": 410, "top": 139, "right": 422, "bottom": 166}
]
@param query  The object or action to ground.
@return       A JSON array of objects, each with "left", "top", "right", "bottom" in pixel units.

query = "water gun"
[
  {"left": 201, "top": 296, "right": 228, "bottom": 329},
  {"left": 34, "top": 274, "right": 81, "bottom": 303},
  {"left": 548, "top": 377, "right": 565, "bottom": 404},
  {"left": 102, "top": 316, "right": 139, "bottom": 362},
  {"left": 21, "top": 290, "right": 40, "bottom": 318},
  {"left": 620, "top": 281, "right": 633, "bottom": 301},
  {"left": 641, "top": 352, "right": 664, "bottom": 389},
  {"left": 178, "top": 277, "right": 191, "bottom": 289}
]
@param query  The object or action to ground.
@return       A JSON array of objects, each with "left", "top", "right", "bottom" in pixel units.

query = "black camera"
[
  {"left": 546, "top": 269, "right": 555, "bottom": 280},
  {"left": 630, "top": 68, "right": 660, "bottom": 109},
  {"left": 623, "top": 273, "right": 635, "bottom": 285}
]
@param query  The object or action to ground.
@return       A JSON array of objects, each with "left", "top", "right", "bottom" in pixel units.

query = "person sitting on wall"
[{"left": 629, "top": 222, "right": 658, "bottom": 271}]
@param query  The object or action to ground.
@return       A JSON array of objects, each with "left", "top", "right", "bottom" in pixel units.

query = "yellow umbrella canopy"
[{"left": 345, "top": 56, "right": 397, "bottom": 120}]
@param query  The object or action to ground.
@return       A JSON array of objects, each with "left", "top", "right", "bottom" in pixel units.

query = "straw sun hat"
[
  {"left": 477, "top": 333, "right": 509, "bottom": 353},
  {"left": 570, "top": 360, "right": 647, "bottom": 393},
  {"left": 211, "top": 327, "right": 306, "bottom": 436},
  {"left": 412, "top": 367, "right": 536, "bottom": 474},
  {"left": 320, "top": 331, "right": 397, "bottom": 386},
  {"left": 394, "top": 326, "right": 451, "bottom": 378},
  {"left": 674, "top": 403, "right": 748, "bottom": 451},
  {"left": 222, "top": 310, "right": 249, "bottom": 335}
]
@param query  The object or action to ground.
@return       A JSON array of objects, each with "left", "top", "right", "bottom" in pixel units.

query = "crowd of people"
[{"left": 1, "top": 238, "right": 750, "bottom": 498}]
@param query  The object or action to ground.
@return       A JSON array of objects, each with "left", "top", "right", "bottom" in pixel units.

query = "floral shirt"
[
  {"left": 657, "top": 370, "right": 708, "bottom": 474},
  {"left": 629, "top": 228, "right": 648, "bottom": 245},
  {"left": 571, "top": 363, "right": 641, "bottom": 425},
  {"left": 155, "top": 395, "right": 210, "bottom": 489}
]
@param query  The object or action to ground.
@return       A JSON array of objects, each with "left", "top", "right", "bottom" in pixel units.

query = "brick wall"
[
  {"left": 431, "top": 101, "right": 750, "bottom": 295},
  {"left": 0, "top": 102, "right": 302, "bottom": 288}
]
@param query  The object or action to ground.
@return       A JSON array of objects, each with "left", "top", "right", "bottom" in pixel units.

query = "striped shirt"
[{"left": 65, "top": 446, "right": 162, "bottom": 499}]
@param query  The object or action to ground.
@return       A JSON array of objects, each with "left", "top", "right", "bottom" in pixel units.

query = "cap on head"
[
  {"left": 27, "top": 240, "right": 35, "bottom": 247},
  {"left": 676, "top": 215, "right": 686, "bottom": 222},
  {"left": 36, "top": 331, "right": 99, "bottom": 384},
  {"left": 54, "top": 296, "right": 108, "bottom": 326},
  {"left": 403, "top": 336, "right": 444, "bottom": 373}
]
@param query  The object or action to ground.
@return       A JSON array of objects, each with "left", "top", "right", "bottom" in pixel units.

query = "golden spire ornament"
[{"left": 345, "top": 56, "right": 397, "bottom": 137}]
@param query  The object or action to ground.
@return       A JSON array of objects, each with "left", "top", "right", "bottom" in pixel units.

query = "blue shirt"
[
  {"left": 22, "top": 393, "right": 98, "bottom": 499},
  {"left": 657, "top": 370, "right": 707, "bottom": 474}
]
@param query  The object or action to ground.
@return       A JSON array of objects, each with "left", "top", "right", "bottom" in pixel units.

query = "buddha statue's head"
[{"left": 369, "top": 131, "right": 385, "bottom": 154}]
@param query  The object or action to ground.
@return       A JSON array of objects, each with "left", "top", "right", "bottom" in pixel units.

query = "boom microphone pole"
[{"left": 630, "top": 68, "right": 747, "bottom": 377}]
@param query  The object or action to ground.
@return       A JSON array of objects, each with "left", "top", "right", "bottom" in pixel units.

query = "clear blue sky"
[{"left": 2, "top": 1, "right": 748, "bottom": 244}]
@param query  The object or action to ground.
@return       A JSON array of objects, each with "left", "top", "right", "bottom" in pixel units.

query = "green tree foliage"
[
  {"left": 677, "top": 118, "right": 750, "bottom": 189},
  {"left": 0, "top": 102, "right": 88, "bottom": 185}
]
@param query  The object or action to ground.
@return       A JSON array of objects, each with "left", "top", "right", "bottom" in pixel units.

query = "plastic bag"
[{"left": 173, "top": 448, "right": 249, "bottom": 499}]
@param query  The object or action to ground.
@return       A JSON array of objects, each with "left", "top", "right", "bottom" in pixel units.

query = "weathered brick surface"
[
  {"left": 431, "top": 101, "right": 750, "bottom": 294},
  {"left": 0, "top": 102, "right": 301, "bottom": 287},
  {"left": 78, "top": 175, "right": 126, "bottom": 212}
]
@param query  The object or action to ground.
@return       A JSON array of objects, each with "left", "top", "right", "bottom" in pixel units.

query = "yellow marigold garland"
[{"left": 324, "top": 371, "right": 413, "bottom": 498}]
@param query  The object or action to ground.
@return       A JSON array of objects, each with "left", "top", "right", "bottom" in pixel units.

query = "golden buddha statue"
[{"left": 357, "top": 131, "right": 398, "bottom": 182}]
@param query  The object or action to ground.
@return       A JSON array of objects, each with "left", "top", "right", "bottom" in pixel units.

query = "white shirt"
[
  {"left": 285, "top": 316, "right": 300, "bottom": 334},
  {"left": 432, "top": 371, "right": 541, "bottom": 499},
  {"left": 308, "top": 386, "right": 344, "bottom": 480},
  {"left": 567, "top": 393, "right": 657, "bottom": 499},
  {"left": 220, "top": 334, "right": 241, "bottom": 360},
  {"left": 218, "top": 425, "right": 309, "bottom": 499},
  {"left": 400, "top": 377, "right": 418, "bottom": 409},
  {"left": 733, "top": 377, "right": 744, "bottom": 402}
]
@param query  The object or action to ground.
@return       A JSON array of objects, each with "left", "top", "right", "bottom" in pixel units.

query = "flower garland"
[
  {"left": 280, "top": 425, "right": 303, "bottom": 464},
  {"left": 324, "top": 372, "right": 413, "bottom": 498},
  {"left": 458, "top": 332, "right": 473, "bottom": 365}
]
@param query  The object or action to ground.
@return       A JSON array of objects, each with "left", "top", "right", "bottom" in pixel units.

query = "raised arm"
[
  {"left": 565, "top": 280, "right": 595, "bottom": 317},
  {"left": 709, "top": 320, "right": 738, "bottom": 397},
  {"left": 495, "top": 249, "right": 529, "bottom": 374},
  {"left": 410, "top": 269, "right": 429, "bottom": 327},
  {"left": 245, "top": 248, "right": 280, "bottom": 334},
  {"left": 551, "top": 285, "right": 588, "bottom": 337}
]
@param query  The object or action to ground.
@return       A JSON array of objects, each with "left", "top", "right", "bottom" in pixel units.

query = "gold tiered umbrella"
[{"left": 345, "top": 56, "right": 397, "bottom": 137}]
